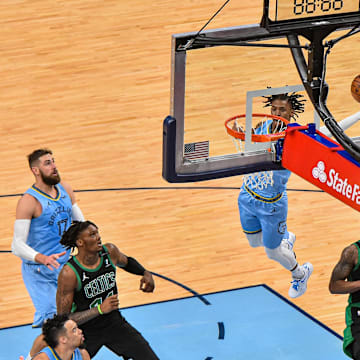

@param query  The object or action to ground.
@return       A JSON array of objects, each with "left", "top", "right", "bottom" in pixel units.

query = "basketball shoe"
[{"left": 288, "top": 262, "right": 313, "bottom": 298}]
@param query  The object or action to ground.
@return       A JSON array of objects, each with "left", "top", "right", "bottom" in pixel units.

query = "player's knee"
[
  {"left": 265, "top": 246, "right": 279, "bottom": 261},
  {"left": 245, "top": 232, "right": 263, "bottom": 247},
  {"left": 265, "top": 245, "right": 296, "bottom": 270}
]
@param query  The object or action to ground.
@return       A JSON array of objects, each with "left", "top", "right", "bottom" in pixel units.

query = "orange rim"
[{"left": 225, "top": 113, "right": 289, "bottom": 142}]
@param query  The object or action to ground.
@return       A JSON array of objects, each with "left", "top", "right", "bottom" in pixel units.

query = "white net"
[
  {"left": 231, "top": 137, "right": 244, "bottom": 152},
  {"left": 226, "top": 114, "right": 283, "bottom": 190},
  {"left": 243, "top": 171, "right": 274, "bottom": 190}
]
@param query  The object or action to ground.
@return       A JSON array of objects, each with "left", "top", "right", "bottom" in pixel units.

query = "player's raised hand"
[
  {"left": 35, "top": 251, "right": 67, "bottom": 270},
  {"left": 140, "top": 271, "right": 155, "bottom": 293}
]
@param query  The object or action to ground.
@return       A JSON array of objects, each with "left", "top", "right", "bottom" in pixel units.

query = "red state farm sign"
[{"left": 282, "top": 124, "right": 360, "bottom": 212}]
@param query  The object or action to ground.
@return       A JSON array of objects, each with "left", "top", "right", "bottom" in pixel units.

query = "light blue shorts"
[
  {"left": 22, "top": 262, "right": 62, "bottom": 327},
  {"left": 238, "top": 188, "right": 289, "bottom": 249}
]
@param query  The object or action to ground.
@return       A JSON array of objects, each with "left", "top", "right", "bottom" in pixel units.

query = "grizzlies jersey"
[
  {"left": 40, "top": 346, "right": 83, "bottom": 359},
  {"left": 254, "top": 118, "right": 274, "bottom": 135},
  {"left": 67, "top": 245, "right": 118, "bottom": 313},
  {"left": 347, "top": 241, "right": 360, "bottom": 304},
  {"left": 24, "top": 184, "right": 72, "bottom": 265},
  {"left": 242, "top": 169, "right": 291, "bottom": 199},
  {"left": 243, "top": 118, "right": 291, "bottom": 199}
]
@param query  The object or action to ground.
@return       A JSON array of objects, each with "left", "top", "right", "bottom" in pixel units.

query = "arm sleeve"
[
  {"left": 11, "top": 219, "right": 38, "bottom": 261},
  {"left": 72, "top": 203, "right": 85, "bottom": 222},
  {"left": 319, "top": 112, "right": 360, "bottom": 137},
  {"left": 122, "top": 257, "right": 146, "bottom": 275}
]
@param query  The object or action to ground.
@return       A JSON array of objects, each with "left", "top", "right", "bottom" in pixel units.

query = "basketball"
[{"left": 351, "top": 75, "right": 360, "bottom": 102}]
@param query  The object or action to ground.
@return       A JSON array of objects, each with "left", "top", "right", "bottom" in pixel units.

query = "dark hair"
[
  {"left": 27, "top": 148, "right": 53, "bottom": 168},
  {"left": 263, "top": 92, "right": 306, "bottom": 119},
  {"left": 42, "top": 314, "right": 69, "bottom": 348},
  {"left": 61, "top": 221, "right": 98, "bottom": 251}
]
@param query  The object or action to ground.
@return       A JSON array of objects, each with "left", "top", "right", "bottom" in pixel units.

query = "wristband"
[{"left": 97, "top": 304, "right": 103, "bottom": 315}]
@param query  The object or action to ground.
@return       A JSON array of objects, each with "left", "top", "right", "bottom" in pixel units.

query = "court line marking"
[{"left": 0, "top": 187, "right": 324, "bottom": 198}]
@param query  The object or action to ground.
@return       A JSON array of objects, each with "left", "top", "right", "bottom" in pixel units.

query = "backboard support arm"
[{"left": 288, "top": 31, "right": 360, "bottom": 162}]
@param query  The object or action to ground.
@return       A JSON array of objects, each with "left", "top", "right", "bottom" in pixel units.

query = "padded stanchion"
[{"left": 282, "top": 123, "right": 360, "bottom": 212}]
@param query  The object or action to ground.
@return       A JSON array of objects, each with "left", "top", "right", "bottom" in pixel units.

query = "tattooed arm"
[
  {"left": 329, "top": 244, "right": 360, "bottom": 294},
  {"left": 56, "top": 264, "right": 119, "bottom": 325},
  {"left": 56, "top": 264, "right": 77, "bottom": 315}
]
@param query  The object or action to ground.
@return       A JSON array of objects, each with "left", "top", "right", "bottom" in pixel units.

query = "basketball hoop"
[
  {"left": 224, "top": 113, "right": 289, "bottom": 143},
  {"left": 225, "top": 113, "right": 289, "bottom": 190}
]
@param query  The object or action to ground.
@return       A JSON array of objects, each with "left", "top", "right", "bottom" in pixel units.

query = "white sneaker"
[
  {"left": 288, "top": 262, "right": 313, "bottom": 298},
  {"left": 282, "top": 232, "right": 296, "bottom": 251}
]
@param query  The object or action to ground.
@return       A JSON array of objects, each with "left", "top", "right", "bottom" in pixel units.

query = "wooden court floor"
[{"left": 0, "top": 0, "right": 360, "bottom": 343}]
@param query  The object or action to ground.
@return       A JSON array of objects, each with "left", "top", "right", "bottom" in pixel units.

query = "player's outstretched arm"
[
  {"left": 12, "top": 194, "right": 66, "bottom": 270},
  {"left": 12, "top": 195, "right": 39, "bottom": 262},
  {"left": 329, "top": 244, "right": 360, "bottom": 294},
  {"left": 105, "top": 242, "right": 155, "bottom": 292},
  {"left": 320, "top": 112, "right": 360, "bottom": 138}
]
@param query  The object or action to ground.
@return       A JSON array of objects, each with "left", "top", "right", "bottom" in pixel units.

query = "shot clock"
[
  {"left": 261, "top": 0, "right": 360, "bottom": 32},
  {"left": 271, "top": 0, "right": 359, "bottom": 21}
]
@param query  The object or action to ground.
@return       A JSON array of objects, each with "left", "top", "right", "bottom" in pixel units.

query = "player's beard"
[{"left": 40, "top": 169, "right": 61, "bottom": 185}]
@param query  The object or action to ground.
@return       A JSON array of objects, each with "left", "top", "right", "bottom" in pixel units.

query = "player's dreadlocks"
[
  {"left": 263, "top": 92, "right": 306, "bottom": 120},
  {"left": 60, "top": 220, "right": 98, "bottom": 251}
]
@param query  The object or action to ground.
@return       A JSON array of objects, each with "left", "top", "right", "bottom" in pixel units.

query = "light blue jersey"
[
  {"left": 39, "top": 346, "right": 83, "bottom": 360},
  {"left": 242, "top": 169, "right": 291, "bottom": 199},
  {"left": 24, "top": 183, "right": 72, "bottom": 266},
  {"left": 22, "top": 183, "right": 73, "bottom": 327},
  {"left": 254, "top": 118, "right": 274, "bottom": 135},
  {"left": 246, "top": 118, "right": 291, "bottom": 197},
  {"left": 238, "top": 118, "right": 291, "bottom": 248}
]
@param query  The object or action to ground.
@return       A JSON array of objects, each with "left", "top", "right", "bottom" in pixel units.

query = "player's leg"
[
  {"left": 21, "top": 263, "right": 58, "bottom": 327},
  {"left": 260, "top": 196, "right": 312, "bottom": 297},
  {"left": 22, "top": 263, "right": 59, "bottom": 358},
  {"left": 352, "top": 340, "right": 360, "bottom": 360},
  {"left": 238, "top": 190, "right": 263, "bottom": 247},
  {"left": 239, "top": 190, "right": 294, "bottom": 249},
  {"left": 256, "top": 195, "right": 297, "bottom": 269},
  {"left": 344, "top": 305, "right": 360, "bottom": 359},
  {"left": 81, "top": 328, "right": 104, "bottom": 358},
  {"left": 104, "top": 314, "right": 159, "bottom": 359}
]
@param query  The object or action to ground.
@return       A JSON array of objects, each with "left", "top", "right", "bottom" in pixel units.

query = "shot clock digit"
[{"left": 293, "top": 0, "right": 344, "bottom": 16}]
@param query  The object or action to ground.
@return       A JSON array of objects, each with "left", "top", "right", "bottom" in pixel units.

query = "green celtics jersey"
[{"left": 67, "top": 245, "right": 117, "bottom": 312}]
